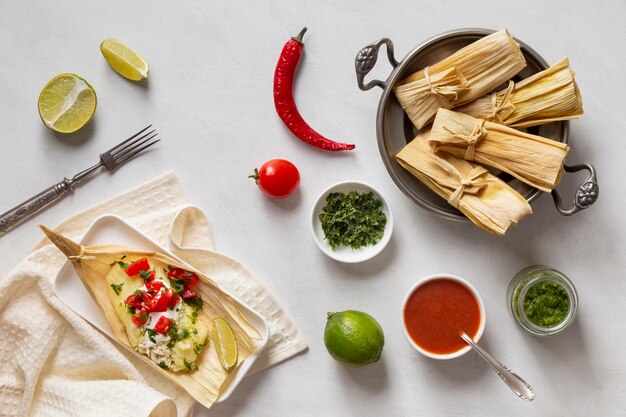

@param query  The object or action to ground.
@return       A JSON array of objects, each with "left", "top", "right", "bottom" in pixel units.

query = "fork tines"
[{"left": 103, "top": 125, "right": 160, "bottom": 169}]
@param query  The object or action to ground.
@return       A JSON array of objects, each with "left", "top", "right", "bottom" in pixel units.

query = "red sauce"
[{"left": 404, "top": 279, "right": 481, "bottom": 355}]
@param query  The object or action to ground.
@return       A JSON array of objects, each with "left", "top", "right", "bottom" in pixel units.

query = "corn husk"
[
  {"left": 41, "top": 226, "right": 260, "bottom": 409},
  {"left": 429, "top": 109, "right": 569, "bottom": 192},
  {"left": 396, "top": 130, "right": 532, "bottom": 236},
  {"left": 455, "top": 58, "right": 583, "bottom": 127},
  {"left": 393, "top": 29, "right": 526, "bottom": 129}
]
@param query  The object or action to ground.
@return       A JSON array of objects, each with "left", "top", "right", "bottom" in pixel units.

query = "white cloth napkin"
[{"left": 0, "top": 171, "right": 307, "bottom": 417}]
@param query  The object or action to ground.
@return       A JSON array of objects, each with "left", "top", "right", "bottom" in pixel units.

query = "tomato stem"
[
  {"left": 248, "top": 168, "right": 260, "bottom": 184},
  {"left": 292, "top": 27, "right": 307, "bottom": 44}
]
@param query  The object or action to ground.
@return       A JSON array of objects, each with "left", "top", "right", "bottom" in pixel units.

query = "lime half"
[
  {"left": 100, "top": 38, "right": 149, "bottom": 81},
  {"left": 38, "top": 73, "right": 97, "bottom": 134},
  {"left": 212, "top": 318, "right": 238, "bottom": 372},
  {"left": 324, "top": 310, "right": 384, "bottom": 367}
]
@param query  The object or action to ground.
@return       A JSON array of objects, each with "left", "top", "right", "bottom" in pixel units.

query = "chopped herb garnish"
[
  {"left": 121, "top": 255, "right": 127, "bottom": 260},
  {"left": 319, "top": 191, "right": 387, "bottom": 250},
  {"left": 170, "top": 279, "right": 186, "bottom": 294},
  {"left": 127, "top": 305, "right": 136, "bottom": 315},
  {"left": 110, "top": 283, "right": 124, "bottom": 295},
  {"left": 193, "top": 341, "right": 206, "bottom": 355},
  {"left": 144, "top": 328, "right": 157, "bottom": 344},
  {"left": 183, "top": 359, "right": 197, "bottom": 371},
  {"left": 158, "top": 362, "right": 168, "bottom": 369},
  {"left": 186, "top": 297, "right": 203, "bottom": 310},
  {"left": 109, "top": 259, "right": 129, "bottom": 268},
  {"left": 139, "top": 270, "right": 151, "bottom": 280},
  {"left": 192, "top": 329, "right": 198, "bottom": 335},
  {"left": 191, "top": 310, "right": 198, "bottom": 324},
  {"left": 134, "top": 289, "right": 143, "bottom": 296}
]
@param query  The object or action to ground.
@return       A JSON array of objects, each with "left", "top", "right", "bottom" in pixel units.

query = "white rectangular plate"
[{"left": 53, "top": 214, "right": 269, "bottom": 403}]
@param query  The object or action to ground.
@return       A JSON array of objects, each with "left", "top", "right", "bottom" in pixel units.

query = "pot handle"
[
  {"left": 551, "top": 163, "right": 599, "bottom": 216},
  {"left": 355, "top": 38, "right": 399, "bottom": 91}
]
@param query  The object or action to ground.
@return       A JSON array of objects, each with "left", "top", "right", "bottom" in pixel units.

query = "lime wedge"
[
  {"left": 100, "top": 38, "right": 149, "bottom": 81},
  {"left": 212, "top": 318, "right": 238, "bottom": 372},
  {"left": 38, "top": 74, "right": 97, "bottom": 134}
]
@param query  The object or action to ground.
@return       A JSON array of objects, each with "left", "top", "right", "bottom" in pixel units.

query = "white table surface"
[{"left": 1, "top": 0, "right": 625, "bottom": 415}]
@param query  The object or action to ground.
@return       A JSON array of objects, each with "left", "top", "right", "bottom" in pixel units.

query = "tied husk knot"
[
  {"left": 396, "top": 131, "right": 532, "bottom": 236},
  {"left": 456, "top": 57, "right": 583, "bottom": 128},
  {"left": 429, "top": 109, "right": 569, "bottom": 192},
  {"left": 394, "top": 29, "right": 526, "bottom": 129}
]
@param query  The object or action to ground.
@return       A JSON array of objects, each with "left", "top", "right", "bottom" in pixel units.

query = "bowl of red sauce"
[{"left": 401, "top": 274, "right": 485, "bottom": 359}]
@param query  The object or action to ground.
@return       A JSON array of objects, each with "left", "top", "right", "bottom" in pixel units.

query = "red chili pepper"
[
  {"left": 273, "top": 27, "right": 355, "bottom": 152},
  {"left": 125, "top": 258, "right": 150, "bottom": 276},
  {"left": 154, "top": 316, "right": 174, "bottom": 335}
]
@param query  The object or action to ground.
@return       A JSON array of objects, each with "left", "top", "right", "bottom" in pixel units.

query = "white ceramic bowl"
[
  {"left": 401, "top": 274, "right": 486, "bottom": 360},
  {"left": 311, "top": 181, "right": 393, "bottom": 263}
]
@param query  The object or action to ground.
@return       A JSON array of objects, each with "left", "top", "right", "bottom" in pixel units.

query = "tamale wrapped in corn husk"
[
  {"left": 396, "top": 131, "right": 532, "bottom": 236},
  {"left": 455, "top": 58, "right": 583, "bottom": 127},
  {"left": 428, "top": 109, "right": 569, "bottom": 192},
  {"left": 394, "top": 29, "right": 526, "bottom": 129},
  {"left": 41, "top": 226, "right": 260, "bottom": 409}
]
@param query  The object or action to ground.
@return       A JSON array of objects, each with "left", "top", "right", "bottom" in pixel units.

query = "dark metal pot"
[{"left": 355, "top": 28, "right": 598, "bottom": 220}]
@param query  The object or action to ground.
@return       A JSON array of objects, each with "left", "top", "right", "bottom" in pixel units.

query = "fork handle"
[{"left": 0, "top": 178, "right": 74, "bottom": 237}]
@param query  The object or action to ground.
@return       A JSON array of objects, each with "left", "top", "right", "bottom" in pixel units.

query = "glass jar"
[{"left": 506, "top": 265, "right": 578, "bottom": 336}]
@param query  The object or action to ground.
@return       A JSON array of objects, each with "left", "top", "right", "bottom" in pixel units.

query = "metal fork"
[{"left": 0, "top": 125, "right": 160, "bottom": 237}]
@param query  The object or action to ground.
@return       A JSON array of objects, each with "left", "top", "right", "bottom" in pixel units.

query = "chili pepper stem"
[
  {"left": 248, "top": 168, "right": 260, "bottom": 184},
  {"left": 292, "top": 27, "right": 307, "bottom": 44}
]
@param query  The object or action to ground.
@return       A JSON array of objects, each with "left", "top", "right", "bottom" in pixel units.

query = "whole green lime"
[{"left": 324, "top": 310, "right": 384, "bottom": 367}]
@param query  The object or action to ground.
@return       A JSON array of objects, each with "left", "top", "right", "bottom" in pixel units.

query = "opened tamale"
[
  {"left": 455, "top": 58, "right": 583, "bottom": 127},
  {"left": 393, "top": 29, "right": 526, "bottom": 129},
  {"left": 396, "top": 131, "right": 532, "bottom": 236},
  {"left": 41, "top": 226, "right": 260, "bottom": 409},
  {"left": 428, "top": 109, "right": 569, "bottom": 192}
]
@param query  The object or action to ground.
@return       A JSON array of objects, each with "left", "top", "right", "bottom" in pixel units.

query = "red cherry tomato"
[{"left": 250, "top": 159, "right": 300, "bottom": 199}]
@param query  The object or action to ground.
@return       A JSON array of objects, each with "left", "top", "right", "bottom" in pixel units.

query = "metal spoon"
[{"left": 460, "top": 332, "right": 535, "bottom": 401}]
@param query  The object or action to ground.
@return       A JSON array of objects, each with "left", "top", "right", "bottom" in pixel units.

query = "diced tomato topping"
[
  {"left": 167, "top": 267, "right": 199, "bottom": 288},
  {"left": 186, "top": 273, "right": 199, "bottom": 287},
  {"left": 131, "top": 309, "right": 149, "bottom": 326},
  {"left": 154, "top": 316, "right": 174, "bottom": 335},
  {"left": 146, "top": 280, "right": 163, "bottom": 292},
  {"left": 182, "top": 289, "right": 197, "bottom": 300},
  {"left": 126, "top": 258, "right": 150, "bottom": 276},
  {"left": 125, "top": 293, "right": 144, "bottom": 309},
  {"left": 149, "top": 288, "right": 174, "bottom": 312},
  {"left": 169, "top": 293, "right": 180, "bottom": 309}
]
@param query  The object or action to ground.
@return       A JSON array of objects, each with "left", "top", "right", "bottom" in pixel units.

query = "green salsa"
[{"left": 523, "top": 280, "right": 570, "bottom": 327}]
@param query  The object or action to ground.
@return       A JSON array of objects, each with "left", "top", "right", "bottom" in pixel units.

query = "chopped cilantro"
[
  {"left": 110, "top": 283, "right": 124, "bottom": 295},
  {"left": 192, "top": 329, "right": 198, "bottom": 335},
  {"left": 158, "top": 362, "right": 168, "bottom": 369},
  {"left": 319, "top": 191, "right": 387, "bottom": 250},
  {"left": 191, "top": 310, "right": 198, "bottom": 324},
  {"left": 170, "top": 279, "right": 186, "bottom": 294},
  {"left": 126, "top": 305, "right": 136, "bottom": 315},
  {"left": 193, "top": 339, "right": 207, "bottom": 355},
  {"left": 186, "top": 297, "right": 203, "bottom": 310},
  {"left": 139, "top": 270, "right": 151, "bottom": 280},
  {"left": 144, "top": 328, "right": 157, "bottom": 344},
  {"left": 183, "top": 359, "right": 197, "bottom": 372}
]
